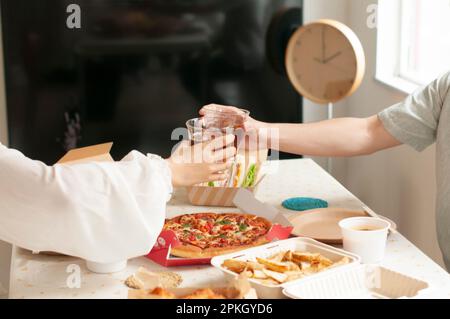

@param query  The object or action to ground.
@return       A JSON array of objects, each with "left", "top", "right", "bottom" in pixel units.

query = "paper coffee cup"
[{"left": 339, "top": 217, "right": 390, "bottom": 264}]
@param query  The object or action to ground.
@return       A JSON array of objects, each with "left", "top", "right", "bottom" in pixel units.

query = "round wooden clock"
[{"left": 285, "top": 19, "right": 365, "bottom": 104}]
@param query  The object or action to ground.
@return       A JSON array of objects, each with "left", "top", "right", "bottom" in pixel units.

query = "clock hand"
[
  {"left": 328, "top": 61, "right": 354, "bottom": 77},
  {"left": 314, "top": 57, "right": 324, "bottom": 64},
  {"left": 323, "top": 51, "right": 342, "bottom": 64},
  {"left": 314, "top": 51, "right": 342, "bottom": 65},
  {"left": 321, "top": 26, "right": 326, "bottom": 63}
]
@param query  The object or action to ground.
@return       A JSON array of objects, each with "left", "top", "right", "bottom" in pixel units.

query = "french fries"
[
  {"left": 285, "top": 270, "right": 304, "bottom": 282},
  {"left": 262, "top": 269, "right": 288, "bottom": 283},
  {"left": 222, "top": 259, "right": 248, "bottom": 273},
  {"left": 269, "top": 251, "right": 286, "bottom": 262},
  {"left": 245, "top": 261, "right": 265, "bottom": 271},
  {"left": 285, "top": 261, "right": 301, "bottom": 271},
  {"left": 252, "top": 270, "right": 268, "bottom": 279},
  {"left": 256, "top": 257, "right": 290, "bottom": 272},
  {"left": 222, "top": 250, "right": 350, "bottom": 286}
]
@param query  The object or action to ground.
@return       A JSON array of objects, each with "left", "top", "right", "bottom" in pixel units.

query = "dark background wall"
[{"left": 1, "top": 0, "right": 303, "bottom": 163}]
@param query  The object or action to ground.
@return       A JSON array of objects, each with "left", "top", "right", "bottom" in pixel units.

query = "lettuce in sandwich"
[
  {"left": 241, "top": 163, "right": 258, "bottom": 188},
  {"left": 226, "top": 153, "right": 260, "bottom": 188}
]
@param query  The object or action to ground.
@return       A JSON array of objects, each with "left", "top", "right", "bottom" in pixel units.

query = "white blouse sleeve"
[{"left": 0, "top": 143, "right": 172, "bottom": 263}]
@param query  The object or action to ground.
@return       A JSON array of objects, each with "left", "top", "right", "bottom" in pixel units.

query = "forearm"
[{"left": 262, "top": 115, "right": 401, "bottom": 157}]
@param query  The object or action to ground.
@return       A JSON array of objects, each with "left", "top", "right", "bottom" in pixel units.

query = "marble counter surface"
[{"left": 9, "top": 159, "right": 450, "bottom": 298}]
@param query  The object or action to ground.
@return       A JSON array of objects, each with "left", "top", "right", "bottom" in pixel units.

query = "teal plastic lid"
[{"left": 282, "top": 197, "right": 328, "bottom": 211}]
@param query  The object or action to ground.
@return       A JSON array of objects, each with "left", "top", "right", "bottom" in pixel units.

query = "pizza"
[{"left": 163, "top": 212, "right": 272, "bottom": 258}]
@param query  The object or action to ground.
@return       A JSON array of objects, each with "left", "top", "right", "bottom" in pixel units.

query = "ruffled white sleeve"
[{"left": 0, "top": 143, "right": 172, "bottom": 263}]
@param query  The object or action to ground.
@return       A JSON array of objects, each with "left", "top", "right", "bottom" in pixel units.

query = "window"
[{"left": 376, "top": 0, "right": 450, "bottom": 93}]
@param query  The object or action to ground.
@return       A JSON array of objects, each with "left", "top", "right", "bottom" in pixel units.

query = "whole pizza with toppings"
[{"left": 163, "top": 213, "right": 272, "bottom": 258}]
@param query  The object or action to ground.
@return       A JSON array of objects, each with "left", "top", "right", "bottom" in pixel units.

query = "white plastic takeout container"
[{"left": 211, "top": 237, "right": 360, "bottom": 299}]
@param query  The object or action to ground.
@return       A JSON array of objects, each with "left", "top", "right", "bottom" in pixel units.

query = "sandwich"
[
  {"left": 200, "top": 152, "right": 261, "bottom": 188},
  {"left": 226, "top": 153, "right": 260, "bottom": 188},
  {"left": 241, "top": 162, "right": 258, "bottom": 188}
]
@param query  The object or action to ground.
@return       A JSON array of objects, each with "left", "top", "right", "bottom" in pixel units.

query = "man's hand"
[
  {"left": 199, "top": 104, "right": 272, "bottom": 150},
  {"left": 199, "top": 104, "right": 264, "bottom": 132},
  {"left": 166, "top": 135, "right": 236, "bottom": 187}
]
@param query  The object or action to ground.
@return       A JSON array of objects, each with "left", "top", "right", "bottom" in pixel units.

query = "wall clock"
[{"left": 285, "top": 19, "right": 365, "bottom": 104}]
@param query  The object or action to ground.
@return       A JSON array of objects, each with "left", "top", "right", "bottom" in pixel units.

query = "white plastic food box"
[
  {"left": 211, "top": 237, "right": 361, "bottom": 299},
  {"left": 283, "top": 265, "right": 430, "bottom": 299}
]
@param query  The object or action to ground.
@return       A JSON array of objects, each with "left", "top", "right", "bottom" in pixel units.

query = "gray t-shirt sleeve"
[{"left": 378, "top": 71, "right": 450, "bottom": 151}]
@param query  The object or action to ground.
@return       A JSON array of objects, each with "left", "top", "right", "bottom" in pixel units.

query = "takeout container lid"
[
  {"left": 187, "top": 149, "right": 268, "bottom": 207},
  {"left": 282, "top": 265, "right": 430, "bottom": 299},
  {"left": 211, "top": 237, "right": 361, "bottom": 299},
  {"left": 146, "top": 189, "right": 293, "bottom": 267}
]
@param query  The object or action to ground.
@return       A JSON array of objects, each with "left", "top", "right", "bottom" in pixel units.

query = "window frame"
[{"left": 376, "top": 0, "right": 422, "bottom": 94}]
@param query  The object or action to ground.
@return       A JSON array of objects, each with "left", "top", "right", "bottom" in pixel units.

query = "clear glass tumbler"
[{"left": 185, "top": 108, "right": 250, "bottom": 186}]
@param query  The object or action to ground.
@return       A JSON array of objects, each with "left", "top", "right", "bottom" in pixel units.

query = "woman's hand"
[{"left": 166, "top": 135, "right": 236, "bottom": 187}]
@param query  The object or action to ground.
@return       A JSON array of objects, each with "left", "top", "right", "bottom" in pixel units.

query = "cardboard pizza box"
[
  {"left": 57, "top": 142, "right": 114, "bottom": 164},
  {"left": 186, "top": 148, "right": 268, "bottom": 207},
  {"left": 146, "top": 189, "right": 293, "bottom": 267}
]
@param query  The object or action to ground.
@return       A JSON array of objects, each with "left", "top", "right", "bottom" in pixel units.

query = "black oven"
[{"left": 1, "top": 0, "right": 303, "bottom": 163}]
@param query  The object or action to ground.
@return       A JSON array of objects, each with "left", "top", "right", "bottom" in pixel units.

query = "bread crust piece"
[
  {"left": 170, "top": 236, "right": 269, "bottom": 258},
  {"left": 164, "top": 212, "right": 272, "bottom": 258},
  {"left": 124, "top": 269, "right": 183, "bottom": 290}
]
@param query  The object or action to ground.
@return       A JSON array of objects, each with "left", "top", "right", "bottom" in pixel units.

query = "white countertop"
[{"left": 8, "top": 159, "right": 450, "bottom": 299}]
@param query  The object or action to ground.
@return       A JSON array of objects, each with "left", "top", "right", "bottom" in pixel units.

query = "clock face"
[{"left": 285, "top": 20, "right": 365, "bottom": 104}]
